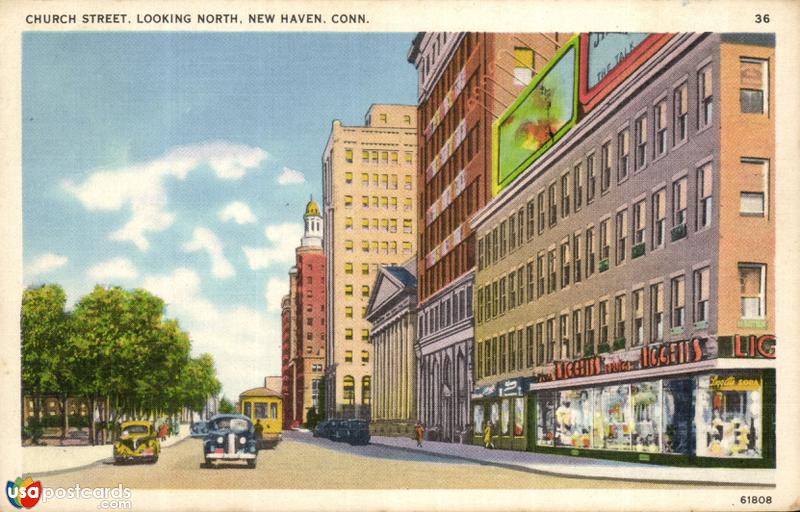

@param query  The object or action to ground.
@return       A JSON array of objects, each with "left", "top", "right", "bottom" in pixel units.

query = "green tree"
[{"left": 218, "top": 396, "right": 236, "bottom": 414}]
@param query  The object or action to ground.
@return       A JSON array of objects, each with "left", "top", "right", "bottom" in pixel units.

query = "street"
[{"left": 40, "top": 432, "right": 696, "bottom": 489}]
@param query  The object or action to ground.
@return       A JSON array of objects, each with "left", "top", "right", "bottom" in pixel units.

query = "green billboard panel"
[{"left": 493, "top": 36, "right": 579, "bottom": 196}]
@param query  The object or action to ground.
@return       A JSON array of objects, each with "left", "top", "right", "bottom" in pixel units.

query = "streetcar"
[{"left": 239, "top": 386, "right": 282, "bottom": 449}]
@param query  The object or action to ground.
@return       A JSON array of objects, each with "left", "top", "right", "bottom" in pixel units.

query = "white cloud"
[
  {"left": 27, "top": 253, "right": 68, "bottom": 277},
  {"left": 218, "top": 201, "right": 257, "bottom": 225},
  {"left": 242, "top": 223, "right": 303, "bottom": 270},
  {"left": 276, "top": 167, "right": 306, "bottom": 185},
  {"left": 141, "top": 268, "right": 280, "bottom": 396},
  {"left": 62, "top": 141, "right": 268, "bottom": 251},
  {"left": 182, "top": 227, "right": 236, "bottom": 279},
  {"left": 86, "top": 257, "right": 139, "bottom": 282},
  {"left": 265, "top": 277, "right": 288, "bottom": 313}
]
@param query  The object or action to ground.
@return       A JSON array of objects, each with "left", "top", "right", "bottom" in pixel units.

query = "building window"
[
  {"left": 536, "top": 252, "right": 545, "bottom": 298},
  {"left": 499, "top": 276, "right": 507, "bottom": 314},
  {"left": 344, "top": 240, "right": 354, "bottom": 253},
  {"left": 655, "top": 100, "right": 668, "bottom": 158},
  {"left": 509, "top": 215, "right": 517, "bottom": 251},
  {"left": 546, "top": 318, "right": 555, "bottom": 362},
  {"left": 360, "top": 376, "right": 371, "bottom": 405},
  {"left": 345, "top": 306, "right": 353, "bottom": 318},
  {"left": 362, "top": 285, "right": 370, "bottom": 297},
  {"left": 673, "top": 177, "right": 688, "bottom": 229},
  {"left": 674, "top": 82, "right": 688, "bottom": 144},
  {"left": 517, "top": 208, "right": 525, "bottom": 247},
  {"left": 509, "top": 271, "right": 516, "bottom": 310},
  {"left": 537, "top": 191, "right": 546, "bottom": 234},
  {"left": 740, "top": 58, "right": 768, "bottom": 114},
  {"left": 404, "top": 175, "right": 413, "bottom": 189},
  {"left": 403, "top": 197, "right": 412, "bottom": 210},
  {"left": 615, "top": 210, "right": 627, "bottom": 265},
  {"left": 478, "top": 237, "right": 485, "bottom": 270},
  {"left": 508, "top": 331, "right": 516, "bottom": 371},
  {"left": 573, "top": 163, "right": 583, "bottom": 212},
  {"left": 403, "top": 219, "right": 413, "bottom": 233},
  {"left": 547, "top": 249, "right": 557, "bottom": 293},
  {"left": 526, "top": 325, "right": 535, "bottom": 367},
  {"left": 536, "top": 322, "right": 544, "bottom": 364},
  {"left": 343, "top": 375, "right": 355, "bottom": 403},
  {"left": 345, "top": 217, "right": 353, "bottom": 230},
  {"left": 559, "top": 314, "right": 569, "bottom": 360},
  {"left": 573, "top": 233, "right": 582, "bottom": 283},
  {"left": 614, "top": 294, "right": 626, "bottom": 346},
  {"left": 694, "top": 267, "right": 710, "bottom": 324},
  {"left": 361, "top": 151, "right": 369, "bottom": 163},
  {"left": 652, "top": 189, "right": 666, "bottom": 249},
  {"left": 361, "top": 350, "right": 369, "bottom": 363},
  {"left": 344, "top": 195, "right": 353, "bottom": 207},
  {"left": 599, "top": 219, "right": 610, "bottom": 264},
  {"left": 526, "top": 261, "right": 535, "bottom": 303},
  {"left": 344, "top": 284, "right": 353, "bottom": 296},
  {"left": 560, "top": 241, "right": 570, "bottom": 288},
  {"left": 671, "top": 275, "right": 685, "bottom": 329},
  {"left": 344, "top": 262, "right": 353, "bottom": 274},
  {"left": 699, "top": 65, "right": 713, "bottom": 128},
  {"left": 492, "top": 281, "right": 499, "bottom": 318},
  {"left": 477, "top": 288, "right": 484, "bottom": 324},
  {"left": 739, "top": 263, "right": 766, "bottom": 319},
  {"left": 360, "top": 263, "right": 369, "bottom": 275},
  {"left": 345, "top": 149, "right": 353, "bottom": 163},
  {"left": 585, "top": 226, "right": 596, "bottom": 277},
  {"left": 697, "top": 163, "right": 713, "bottom": 230},
  {"left": 499, "top": 220, "right": 507, "bottom": 258},
  {"left": 600, "top": 142, "right": 611, "bottom": 193},
  {"left": 491, "top": 227, "right": 499, "bottom": 262},
  {"left": 361, "top": 240, "right": 370, "bottom": 253},
  {"left": 548, "top": 183, "right": 558, "bottom": 226},
  {"left": 560, "top": 173, "right": 570, "bottom": 218},
  {"left": 635, "top": 114, "right": 647, "bottom": 170},
  {"left": 345, "top": 351, "right": 353, "bottom": 363},
  {"left": 572, "top": 309, "right": 583, "bottom": 356},
  {"left": 344, "top": 171, "right": 353, "bottom": 183},
  {"left": 632, "top": 289, "right": 644, "bottom": 345},
  {"left": 598, "top": 300, "right": 609, "bottom": 347},
  {"left": 513, "top": 47, "right": 534, "bottom": 85},
  {"left": 617, "top": 129, "right": 630, "bottom": 182},
  {"left": 379, "top": 113, "right": 388, "bottom": 123},
  {"left": 584, "top": 305, "right": 595, "bottom": 354},
  {"left": 345, "top": 328, "right": 353, "bottom": 340},
  {"left": 740, "top": 158, "right": 768, "bottom": 217},
  {"left": 586, "top": 153, "right": 596, "bottom": 203},
  {"left": 650, "top": 282, "right": 664, "bottom": 342},
  {"left": 526, "top": 199, "right": 535, "bottom": 240}
]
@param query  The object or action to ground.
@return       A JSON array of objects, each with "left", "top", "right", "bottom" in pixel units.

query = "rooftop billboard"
[{"left": 492, "top": 36, "right": 579, "bottom": 196}]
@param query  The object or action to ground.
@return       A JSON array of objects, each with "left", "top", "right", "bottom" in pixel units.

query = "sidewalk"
[
  {"left": 23, "top": 423, "right": 191, "bottom": 475},
  {"left": 370, "top": 435, "right": 774, "bottom": 486}
]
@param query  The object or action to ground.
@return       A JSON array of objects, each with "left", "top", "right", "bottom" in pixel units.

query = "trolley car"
[{"left": 239, "top": 387, "right": 282, "bottom": 449}]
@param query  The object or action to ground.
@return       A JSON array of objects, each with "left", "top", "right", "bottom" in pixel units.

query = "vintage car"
[
  {"left": 113, "top": 421, "right": 160, "bottom": 464},
  {"left": 190, "top": 421, "right": 208, "bottom": 438},
  {"left": 343, "top": 419, "right": 371, "bottom": 446},
  {"left": 202, "top": 414, "right": 258, "bottom": 469}
]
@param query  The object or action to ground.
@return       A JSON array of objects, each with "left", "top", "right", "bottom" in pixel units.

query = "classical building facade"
[
  {"left": 407, "top": 32, "right": 570, "bottom": 441},
  {"left": 322, "top": 104, "right": 418, "bottom": 419},
  {"left": 471, "top": 33, "right": 775, "bottom": 467},
  {"left": 365, "top": 259, "right": 418, "bottom": 436},
  {"left": 280, "top": 199, "right": 326, "bottom": 428}
]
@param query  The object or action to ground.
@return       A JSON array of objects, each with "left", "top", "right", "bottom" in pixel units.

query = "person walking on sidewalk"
[
  {"left": 483, "top": 421, "right": 494, "bottom": 449},
  {"left": 414, "top": 422, "right": 424, "bottom": 447}
]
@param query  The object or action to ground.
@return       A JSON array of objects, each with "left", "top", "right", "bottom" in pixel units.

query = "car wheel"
[
  {"left": 114, "top": 457, "right": 122, "bottom": 465},
  {"left": 203, "top": 458, "right": 212, "bottom": 468},
  {"left": 151, "top": 455, "right": 158, "bottom": 464},
  {"left": 247, "top": 458, "right": 257, "bottom": 469}
]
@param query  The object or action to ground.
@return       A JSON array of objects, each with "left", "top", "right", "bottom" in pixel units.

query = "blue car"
[
  {"left": 202, "top": 414, "right": 258, "bottom": 469},
  {"left": 190, "top": 421, "right": 208, "bottom": 438}
]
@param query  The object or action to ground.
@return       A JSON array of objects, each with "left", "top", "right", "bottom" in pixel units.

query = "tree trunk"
[
  {"left": 61, "top": 396, "right": 69, "bottom": 441},
  {"left": 88, "top": 396, "right": 96, "bottom": 446}
]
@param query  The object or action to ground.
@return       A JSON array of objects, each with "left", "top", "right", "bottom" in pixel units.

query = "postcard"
[{"left": 1, "top": 0, "right": 798, "bottom": 510}]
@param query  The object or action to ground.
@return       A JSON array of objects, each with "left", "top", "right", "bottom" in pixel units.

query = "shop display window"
[
  {"left": 595, "top": 384, "right": 632, "bottom": 451},
  {"left": 696, "top": 372, "right": 762, "bottom": 458},
  {"left": 536, "top": 392, "right": 556, "bottom": 446},
  {"left": 631, "top": 381, "right": 661, "bottom": 452},
  {"left": 662, "top": 378, "right": 693, "bottom": 454},
  {"left": 514, "top": 397, "right": 525, "bottom": 436},
  {"left": 500, "top": 399, "right": 510, "bottom": 435},
  {"left": 490, "top": 402, "right": 500, "bottom": 429},
  {"left": 473, "top": 404, "right": 484, "bottom": 432},
  {"left": 555, "top": 389, "right": 593, "bottom": 448}
]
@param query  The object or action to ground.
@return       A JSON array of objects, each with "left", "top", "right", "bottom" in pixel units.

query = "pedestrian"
[
  {"left": 483, "top": 421, "right": 494, "bottom": 449},
  {"left": 414, "top": 421, "right": 424, "bottom": 447},
  {"left": 158, "top": 422, "right": 168, "bottom": 441}
]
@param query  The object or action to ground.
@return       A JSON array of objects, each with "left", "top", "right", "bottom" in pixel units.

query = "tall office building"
[
  {"left": 322, "top": 104, "right": 418, "bottom": 419},
  {"left": 407, "top": 32, "right": 569, "bottom": 441}
]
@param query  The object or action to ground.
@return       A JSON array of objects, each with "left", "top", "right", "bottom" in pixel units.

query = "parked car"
[
  {"left": 313, "top": 420, "right": 331, "bottom": 438},
  {"left": 330, "top": 420, "right": 349, "bottom": 442},
  {"left": 190, "top": 421, "right": 208, "bottom": 438},
  {"left": 202, "top": 414, "right": 258, "bottom": 469},
  {"left": 114, "top": 421, "right": 160, "bottom": 464},
  {"left": 343, "top": 419, "right": 370, "bottom": 445}
]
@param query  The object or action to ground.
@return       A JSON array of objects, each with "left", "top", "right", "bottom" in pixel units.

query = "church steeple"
[{"left": 301, "top": 195, "right": 322, "bottom": 247}]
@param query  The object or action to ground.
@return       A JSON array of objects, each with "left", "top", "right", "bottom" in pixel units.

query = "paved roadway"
[{"left": 41, "top": 432, "right": 696, "bottom": 489}]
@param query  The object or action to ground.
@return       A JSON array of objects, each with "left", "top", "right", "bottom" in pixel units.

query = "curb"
[
  {"left": 25, "top": 435, "right": 192, "bottom": 478},
  {"left": 368, "top": 440, "right": 774, "bottom": 488}
]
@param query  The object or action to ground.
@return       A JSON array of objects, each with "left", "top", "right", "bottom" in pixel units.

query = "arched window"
[
  {"left": 362, "top": 376, "right": 371, "bottom": 405},
  {"left": 343, "top": 375, "right": 355, "bottom": 404}
]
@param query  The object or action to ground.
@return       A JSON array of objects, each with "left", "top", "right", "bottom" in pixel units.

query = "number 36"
[{"left": 755, "top": 14, "right": 770, "bottom": 23}]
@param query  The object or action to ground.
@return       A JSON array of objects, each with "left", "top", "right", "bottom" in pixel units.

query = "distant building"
[
  {"left": 263, "top": 376, "right": 282, "bottom": 394},
  {"left": 365, "top": 258, "right": 418, "bottom": 436},
  {"left": 322, "top": 104, "right": 418, "bottom": 420},
  {"left": 280, "top": 199, "right": 326, "bottom": 428},
  {"left": 407, "top": 32, "right": 570, "bottom": 442}
]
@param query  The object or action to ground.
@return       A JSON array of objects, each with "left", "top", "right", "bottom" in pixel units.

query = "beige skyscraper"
[{"left": 322, "top": 104, "right": 417, "bottom": 419}]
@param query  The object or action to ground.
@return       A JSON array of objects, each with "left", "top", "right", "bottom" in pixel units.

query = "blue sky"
[{"left": 22, "top": 32, "right": 417, "bottom": 398}]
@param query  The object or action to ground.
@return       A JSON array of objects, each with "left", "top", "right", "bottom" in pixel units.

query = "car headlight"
[
  {"left": 217, "top": 436, "right": 224, "bottom": 444},
  {"left": 239, "top": 436, "right": 246, "bottom": 444}
]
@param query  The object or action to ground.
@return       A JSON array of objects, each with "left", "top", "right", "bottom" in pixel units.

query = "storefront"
[
  {"left": 470, "top": 377, "right": 533, "bottom": 450},
  {"left": 528, "top": 336, "right": 775, "bottom": 467}
]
